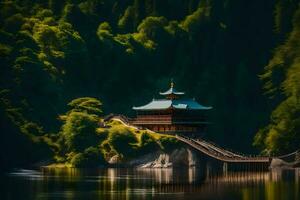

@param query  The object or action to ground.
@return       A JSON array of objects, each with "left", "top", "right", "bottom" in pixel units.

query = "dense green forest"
[{"left": 0, "top": 0, "right": 300, "bottom": 170}]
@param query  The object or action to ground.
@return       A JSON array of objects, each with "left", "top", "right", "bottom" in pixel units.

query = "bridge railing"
[
  {"left": 276, "top": 150, "right": 300, "bottom": 162},
  {"left": 176, "top": 134, "right": 229, "bottom": 161},
  {"left": 104, "top": 114, "right": 133, "bottom": 125},
  {"left": 176, "top": 134, "right": 270, "bottom": 162},
  {"left": 196, "top": 137, "right": 270, "bottom": 160},
  {"left": 196, "top": 140, "right": 237, "bottom": 158},
  {"left": 196, "top": 139, "right": 245, "bottom": 158}
]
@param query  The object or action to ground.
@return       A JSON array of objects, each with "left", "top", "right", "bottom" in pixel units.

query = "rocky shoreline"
[
  {"left": 132, "top": 148, "right": 198, "bottom": 168},
  {"left": 269, "top": 158, "right": 300, "bottom": 169},
  {"left": 106, "top": 148, "right": 199, "bottom": 168},
  {"left": 42, "top": 148, "right": 300, "bottom": 170}
]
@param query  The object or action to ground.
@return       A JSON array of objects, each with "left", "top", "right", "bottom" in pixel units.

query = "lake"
[{"left": 1, "top": 167, "right": 299, "bottom": 200}]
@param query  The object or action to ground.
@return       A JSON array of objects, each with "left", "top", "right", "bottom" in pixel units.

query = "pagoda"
[{"left": 132, "top": 81, "right": 212, "bottom": 135}]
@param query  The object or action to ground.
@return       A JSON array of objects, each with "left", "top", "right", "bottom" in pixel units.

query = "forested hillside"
[
  {"left": 254, "top": 0, "right": 300, "bottom": 155},
  {"left": 0, "top": 0, "right": 299, "bottom": 170}
]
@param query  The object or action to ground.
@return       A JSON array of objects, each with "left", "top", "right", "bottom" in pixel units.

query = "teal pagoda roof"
[
  {"left": 133, "top": 81, "right": 212, "bottom": 111},
  {"left": 133, "top": 99, "right": 212, "bottom": 111}
]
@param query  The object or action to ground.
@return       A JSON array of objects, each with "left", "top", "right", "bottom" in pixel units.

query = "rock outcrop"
[
  {"left": 270, "top": 158, "right": 300, "bottom": 169},
  {"left": 127, "top": 148, "right": 198, "bottom": 168}
]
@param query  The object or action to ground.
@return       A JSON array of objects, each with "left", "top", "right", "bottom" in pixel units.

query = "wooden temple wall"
[{"left": 143, "top": 124, "right": 202, "bottom": 133}]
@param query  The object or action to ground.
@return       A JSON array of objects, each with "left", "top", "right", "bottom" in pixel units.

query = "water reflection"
[{"left": 1, "top": 167, "right": 299, "bottom": 200}]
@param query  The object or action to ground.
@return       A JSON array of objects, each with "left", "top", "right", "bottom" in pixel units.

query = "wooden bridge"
[
  {"left": 105, "top": 114, "right": 299, "bottom": 170},
  {"left": 175, "top": 135, "right": 270, "bottom": 165}
]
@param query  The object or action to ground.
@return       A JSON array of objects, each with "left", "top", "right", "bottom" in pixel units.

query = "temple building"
[{"left": 132, "top": 82, "right": 212, "bottom": 135}]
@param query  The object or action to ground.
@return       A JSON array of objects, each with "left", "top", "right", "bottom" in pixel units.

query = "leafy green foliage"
[
  {"left": 97, "top": 22, "right": 113, "bottom": 40},
  {"left": 70, "top": 147, "right": 105, "bottom": 167},
  {"left": 160, "top": 136, "right": 182, "bottom": 152},
  {"left": 118, "top": 6, "right": 135, "bottom": 31},
  {"left": 254, "top": 4, "right": 300, "bottom": 155},
  {"left": 56, "top": 97, "right": 105, "bottom": 166},
  {"left": 137, "top": 16, "right": 167, "bottom": 40},
  {"left": 68, "top": 97, "right": 103, "bottom": 116},
  {"left": 181, "top": 2, "right": 211, "bottom": 33},
  {"left": 97, "top": 120, "right": 176, "bottom": 161},
  {"left": 139, "top": 132, "right": 159, "bottom": 152},
  {"left": 107, "top": 128, "right": 137, "bottom": 157},
  {"left": 61, "top": 111, "right": 99, "bottom": 152}
]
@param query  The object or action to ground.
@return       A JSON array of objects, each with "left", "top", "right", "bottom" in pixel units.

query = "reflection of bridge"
[{"left": 105, "top": 115, "right": 299, "bottom": 170}]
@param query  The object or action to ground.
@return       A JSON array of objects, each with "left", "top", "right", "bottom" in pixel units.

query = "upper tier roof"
[
  {"left": 159, "top": 81, "right": 185, "bottom": 95},
  {"left": 159, "top": 87, "right": 185, "bottom": 95},
  {"left": 132, "top": 99, "right": 212, "bottom": 111}
]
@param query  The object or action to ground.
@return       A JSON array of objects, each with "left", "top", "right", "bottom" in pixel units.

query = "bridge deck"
[{"left": 175, "top": 135, "right": 270, "bottom": 163}]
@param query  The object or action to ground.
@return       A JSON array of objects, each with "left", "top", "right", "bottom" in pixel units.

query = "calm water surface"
[{"left": 1, "top": 167, "right": 299, "bottom": 200}]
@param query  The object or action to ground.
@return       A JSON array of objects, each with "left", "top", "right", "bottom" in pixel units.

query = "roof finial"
[{"left": 170, "top": 78, "right": 174, "bottom": 88}]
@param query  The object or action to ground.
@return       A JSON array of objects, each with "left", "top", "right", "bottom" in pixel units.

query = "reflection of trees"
[
  {"left": 17, "top": 168, "right": 300, "bottom": 200},
  {"left": 264, "top": 169, "right": 299, "bottom": 200}
]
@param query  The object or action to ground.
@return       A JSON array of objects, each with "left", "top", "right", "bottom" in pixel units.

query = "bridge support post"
[{"left": 223, "top": 162, "right": 228, "bottom": 173}]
